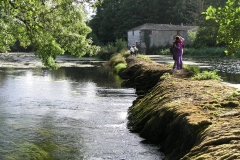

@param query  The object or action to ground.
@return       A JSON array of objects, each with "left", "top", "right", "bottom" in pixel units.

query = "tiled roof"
[{"left": 128, "top": 23, "right": 197, "bottom": 31}]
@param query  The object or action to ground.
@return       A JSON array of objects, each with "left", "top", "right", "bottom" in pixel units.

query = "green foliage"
[
  {"left": 121, "top": 49, "right": 131, "bottom": 58},
  {"left": 159, "top": 48, "right": 172, "bottom": 55},
  {"left": 113, "top": 63, "right": 127, "bottom": 74},
  {"left": 115, "top": 39, "right": 127, "bottom": 52},
  {"left": 185, "top": 65, "right": 200, "bottom": 77},
  {"left": 183, "top": 47, "right": 226, "bottom": 57},
  {"left": 96, "top": 46, "right": 110, "bottom": 60},
  {"left": 0, "top": 0, "right": 100, "bottom": 69},
  {"left": 109, "top": 54, "right": 126, "bottom": 68},
  {"left": 192, "top": 22, "right": 220, "bottom": 48},
  {"left": 89, "top": 0, "right": 226, "bottom": 45},
  {"left": 97, "top": 39, "right": 128, "bottom": 60},
  {"left": 108, "top": 51, "right": 130, "bottom": 74},
  {"left": 193, "top": 70, "right": 222, "bottom": 81},
  {"left": 107, "top": 43, "right": 118, "bottom": 54},
  {"left": 187, "top": 29, "right": 197, "bottom": 46},
  {"left": 227, "top": 91, "right": 240, "bottom": 101},
  {"left": 203, "top": 0, "right": 240, "bottom": 55},
  {"left": 160, "top": 73, "right": 171, "bottom": 80},
  {"left": 147, "top": 45, "right": 162, "bottom": 55},
  {"left": 158, "top": 47, "right": 227, "bottom": 58}
]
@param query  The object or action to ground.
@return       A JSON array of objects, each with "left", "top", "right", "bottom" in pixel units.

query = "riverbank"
[
  {"left": 0, "top": 52, "right": 104, "bottom": 68},
  {"left": 119, "top": 57, "right": 240, "bottom": 160}
]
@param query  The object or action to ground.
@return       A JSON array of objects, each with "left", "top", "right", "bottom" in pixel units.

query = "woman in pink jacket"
[{"left": 173, "top": 36, "right": 184, "bottom": 70}]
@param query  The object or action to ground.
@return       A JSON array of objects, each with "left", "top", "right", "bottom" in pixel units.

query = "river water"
[{"left": 0, "top": 67, "right": 164, "bottom": 160}]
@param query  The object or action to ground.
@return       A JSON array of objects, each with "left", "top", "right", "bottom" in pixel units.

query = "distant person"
[
  {"left": 130, "top": 45, "right": 135, "bottom": 56},
  {"left": 173, "top": 36, "right": 184, "bottom": 70},
  {"left": 133, "top": 45, "right": 138, "bottom": 56}
]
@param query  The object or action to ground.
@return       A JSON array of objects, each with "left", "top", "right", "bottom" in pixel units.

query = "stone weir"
[{"left": 119, "top": 57, "right": 240, "bottom": 160}]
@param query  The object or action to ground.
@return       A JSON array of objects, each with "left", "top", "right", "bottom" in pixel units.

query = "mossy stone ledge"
[{"left": 119, "top": 57, "right": 240, "bottom": 160}]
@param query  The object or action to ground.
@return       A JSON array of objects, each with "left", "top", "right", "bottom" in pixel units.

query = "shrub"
[
  {"left": 96, "top": 39, "right": 128, "bottom": 60},
  {"left": 158, "top": 47, "right": 228, "bottom": 58},
  {"left": 184, "top": 47, "right": 226, "bottom": 57},
  {"left": 159, "top": 48, "right": 171, "bottom": 55},
  {"left": 160, "top": 73, "right": 171, "bottom": 80},
  {"left": 107, "top": 42, "right": 118, "bottom": 54},
  {"left": 147, "top": 45, "right": 159, "bottom": 55},
  {"left": 97, "top": 46, "right": 112, "bottom": 60},
  {"left": 121, "top": 49, "right": 130, "bottom": 58},
  {"left": 185, "top": 65, "right": 200, "bottom": 77},
  {"left": 115, "top": 39, "right": 127, "bottom": 52},
  {"left": 109, "top": 54, "right": 126, "bottom": 68},
  {"left": 193, "top": 70, "right": 222, "bottom": 81},
  {"left": 113, "top": 63, "right": 127, "bottom": 74}
]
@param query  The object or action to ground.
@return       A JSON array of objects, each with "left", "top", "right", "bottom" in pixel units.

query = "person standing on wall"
[
  {"left": 130, "top": 45, "right": 135, "bottom": 57},
  {"left": 173, "top": 36, "right": 184, "bottom": 70},
  {"left": 133, "top": 45, "right": 138, "bottom": 56}
]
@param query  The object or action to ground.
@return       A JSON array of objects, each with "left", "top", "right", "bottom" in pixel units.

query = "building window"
[
  {"left": 132, "top": 31, "right": 134, "bottom": 35},
  {"left": 149, "top": 30, "right": 152, "bottom": 35}
]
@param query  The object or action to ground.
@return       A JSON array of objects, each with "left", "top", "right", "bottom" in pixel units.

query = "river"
[{"left": 0, "top": 67, "right": 164, "bottom": 160}]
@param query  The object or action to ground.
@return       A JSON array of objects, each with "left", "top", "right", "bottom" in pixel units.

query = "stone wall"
[{"left": 119, "top": 57, "right": 240, "bottom": 160}]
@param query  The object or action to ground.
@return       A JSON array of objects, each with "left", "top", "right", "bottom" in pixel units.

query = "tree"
[
  {"left": 0, "top": 0, "right": 100, "bottom": 69},
  {"left": 203, "top": 0, "right": 240, "bottom": 55},
  {"left": 89, "top": 0, "right": 208, "bottom": 45}
]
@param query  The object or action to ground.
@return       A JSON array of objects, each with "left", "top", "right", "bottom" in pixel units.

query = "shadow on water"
[{"left": 0, "top": 66, "right": 164, "bottom": 160}]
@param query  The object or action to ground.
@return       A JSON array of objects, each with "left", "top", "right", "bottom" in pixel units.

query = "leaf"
[{"left": 206, "top": 16, "right": 211, "bottom": 20}]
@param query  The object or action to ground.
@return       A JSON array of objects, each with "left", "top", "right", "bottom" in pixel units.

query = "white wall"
[
  {"left": 151, "top": 30, "right": 187, "bottom": 47},
  {"left": 127, "top": 30, "right": 140, "bottom": 48},
  {"left": 128, "top": 29, "right": 192, "bottom": 49}
]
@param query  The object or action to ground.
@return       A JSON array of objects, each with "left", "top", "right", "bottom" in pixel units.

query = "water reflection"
[
  {"left": 218, "top": 72, "right": 240, "bottom": 84},
  {"left": 0, "top": 67, "right": 164, "bottom": 160},
  {"left": 191, "top": 57, "right": 240, "bottom": 85}
]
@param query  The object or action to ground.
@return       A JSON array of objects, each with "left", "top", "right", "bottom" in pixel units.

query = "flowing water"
[{"left": 0, "top": 67, "right": 164, "bottom": 160}]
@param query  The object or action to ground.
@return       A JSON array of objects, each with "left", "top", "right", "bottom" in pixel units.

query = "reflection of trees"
[
  {"left": 50, "top": 67, "right": 123, "bottom": 88},
  {"left": 0, "top": 70, "right": 7, "bottom": 87}
]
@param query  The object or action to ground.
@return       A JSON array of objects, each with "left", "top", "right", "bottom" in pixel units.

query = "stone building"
[{"left": 127, "top": 23, "right": 198, "bottom": 52}]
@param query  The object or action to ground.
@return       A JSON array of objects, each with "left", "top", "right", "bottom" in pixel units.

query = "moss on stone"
[{"left": 120, "top": 57, "right": 240, "bottom": 160}]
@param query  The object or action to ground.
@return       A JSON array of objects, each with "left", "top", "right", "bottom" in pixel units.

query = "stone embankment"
[{"left": 119, "top": 57, "right": 240, "bottom": 160}]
